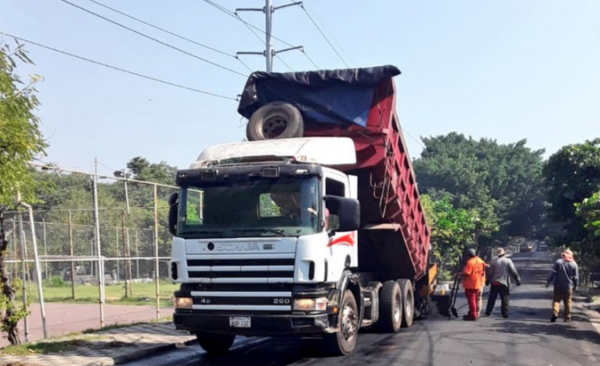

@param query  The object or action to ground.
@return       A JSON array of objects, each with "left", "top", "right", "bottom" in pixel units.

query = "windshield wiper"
[{"left": 232, "top": 228, "right": 286, "bottom": 236}]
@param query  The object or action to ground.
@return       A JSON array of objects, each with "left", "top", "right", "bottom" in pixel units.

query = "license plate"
[{"left": 229, "top": 316, "right": 251, "bottom": 328}]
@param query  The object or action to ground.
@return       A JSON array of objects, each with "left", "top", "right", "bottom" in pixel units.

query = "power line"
[
  {"left": 204, "top": 0, "right": 312, "bottom": 72},
  {"left": 203, "top": 0, "right": 295, "bottom": 48},
  {"left": 401, "top": 127, "right": 425, "bottom": 149},
  {"left": 276, "top": 55, "right": 294, "bottom": 72},
  {"left": 59, "top": 0, "right": 246, "bottom": 77},
  {"left": 299, "top": 4, "right": 348, "bottom": 68},
  {"left": 84, "top": 0, "right": 247, "bottom": 70},
  {"left": 303, "top": 3, "right": 354, "bottom": 65},
  {"left": 235, "top": 57, "right": 255, "bottom": 73},
  {"left": 301, "top": 50, "right": 319, "bottom": 70},
  {"left": 235, "top": 15, "right": 293, "bottom": 72},
  {"left": 0, "top": 32, "right": 238, "bottom": 101}
]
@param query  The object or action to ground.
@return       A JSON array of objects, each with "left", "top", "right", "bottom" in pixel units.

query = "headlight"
[
  {"left": 174, "top": 297, "right": 193, "bottom": 309},
  {"left": 293, "top": 297, "right": 328, "bottom": 311}
]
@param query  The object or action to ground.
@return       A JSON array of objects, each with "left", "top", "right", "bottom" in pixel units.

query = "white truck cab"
[{"left": 169, "top": 137, "right": 364, "bottom": 355}]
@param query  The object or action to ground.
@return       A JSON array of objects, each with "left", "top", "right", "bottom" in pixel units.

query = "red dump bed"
[{"left": 237, "top": 66, "right": 431, "bottom": 280}]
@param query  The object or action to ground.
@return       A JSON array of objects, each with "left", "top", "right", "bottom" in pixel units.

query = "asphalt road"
[{"left": 125, "top": 251, "right": 600, "bottom": 366}]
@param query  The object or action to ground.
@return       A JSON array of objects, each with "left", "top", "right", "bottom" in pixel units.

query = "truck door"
[{"left": 323, "top": 171, "right": 358, "bottom": 275}]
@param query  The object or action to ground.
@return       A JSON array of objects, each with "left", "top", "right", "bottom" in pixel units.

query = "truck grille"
[
  {"left": 184, "top": 255, "right": 295, "bottom": 312},
  {"left": 185, "top": 255, "right": 295, "bottom": 283}
]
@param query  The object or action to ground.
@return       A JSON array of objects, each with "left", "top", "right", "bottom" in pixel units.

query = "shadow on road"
[
  {"left": 489, "top": 318, "right": 600, "bottom": 344},
  {"left": 191, "top": 337, "right": 312, "bottom": 366}
]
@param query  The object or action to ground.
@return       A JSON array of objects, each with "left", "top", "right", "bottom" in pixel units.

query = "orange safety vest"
[{"left": 463, "top": 257, "right": 486, "bottom": 290}]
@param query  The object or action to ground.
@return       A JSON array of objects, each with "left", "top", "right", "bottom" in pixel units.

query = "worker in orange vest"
[{"left": 462, "top": 248, "right": 487, "bottom": 321}]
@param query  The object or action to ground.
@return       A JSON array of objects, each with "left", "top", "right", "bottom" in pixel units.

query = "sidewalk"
[
  {"left": 1, "top": 303, "right": 173, "bottom": 348},
  {"left": 575, "top": 287, "right": 600, "bottom": 335},
  {"left": 0, "top": 321, "right": 196, "bottom": 366}
]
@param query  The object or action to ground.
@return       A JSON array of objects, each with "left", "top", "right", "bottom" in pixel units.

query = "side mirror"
[
  {"left": 168, "top": 192, "right": 179, "bottom": 236},
  {"left": 324, "top": 195, "right": 360, "bottom": 233}
]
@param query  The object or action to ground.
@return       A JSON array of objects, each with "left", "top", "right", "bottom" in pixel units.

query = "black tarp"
[{"left": 237, "top": 65, "right": 401, "bottom": 127}]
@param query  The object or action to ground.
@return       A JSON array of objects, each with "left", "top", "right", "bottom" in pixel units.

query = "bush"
[{"left": 45, "top": 276, "right": 68, "bottom": 288}]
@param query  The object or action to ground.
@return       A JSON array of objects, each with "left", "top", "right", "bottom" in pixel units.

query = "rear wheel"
[
  {"left": 398, "top": 279, "right": 415, "bottom": 327},
  {"left": 377, "top": 280, "right": 402, "bottom": 333},
  {"left": 322, "top": 289, "right": 359, "bottom": 356},
  {"left": 196, "top": 334, "right": 235, "bottom": 355}
]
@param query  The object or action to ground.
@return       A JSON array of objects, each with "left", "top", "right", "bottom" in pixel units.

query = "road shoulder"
[
  {"left": 0, "top": 320, "right": 196, "bottom": 366},
  {"left": 575, "top": 294, "right": 600, "bottom": 335}
]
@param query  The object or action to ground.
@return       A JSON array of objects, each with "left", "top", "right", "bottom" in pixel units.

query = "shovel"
[
  {"left": 448, "top": 273, "right": 459, "bottom": 319},
  {"left": 450, "top": 275, "right": 461, "bottom": 318},
  {"left": 448, "top": 254, "right": 464, "bottom": 319}
]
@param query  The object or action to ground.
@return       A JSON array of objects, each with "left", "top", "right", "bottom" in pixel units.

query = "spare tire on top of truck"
[{"left": 246, "top": 101, "right": 304, "bottom": 141}]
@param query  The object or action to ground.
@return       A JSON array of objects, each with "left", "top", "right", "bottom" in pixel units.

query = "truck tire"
[
  {"left": 322, "top": 290, "right": 359, "bottom": 356},
  {"left": 246, "top": 102, "right": 304, "bottom": 141},
  {"left": 398, "top": 279, "right": 414, "bottom": 327},
  {"left": 377, "top": 280, "right": 402, "bottom": 333},
  {"left": 196, "top": 334, "right": 235, "bottom": 355}
]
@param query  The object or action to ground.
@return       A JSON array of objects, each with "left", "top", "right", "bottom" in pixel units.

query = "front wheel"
[
  {"left": 322, "top": 289, "right": 359, "bottom": 356},
  {"left": 196, "top": 334, "right": 236, "bottom": 355}
]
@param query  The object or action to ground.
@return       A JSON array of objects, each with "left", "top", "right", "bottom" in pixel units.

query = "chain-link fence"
[{"left": 2, "top": 163, "right": 180, "bottom": 341}]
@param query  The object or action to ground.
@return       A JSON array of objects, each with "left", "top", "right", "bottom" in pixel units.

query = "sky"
[{"left": 2, "top": 0, "right": 599, "bottom": 176}]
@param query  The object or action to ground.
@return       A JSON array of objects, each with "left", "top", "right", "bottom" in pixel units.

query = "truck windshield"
[{"left": 177, "top": 177, "right": 320, "bottom": 238}]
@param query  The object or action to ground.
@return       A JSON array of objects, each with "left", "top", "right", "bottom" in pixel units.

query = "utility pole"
[{"left": 236, "top": 0, "right": 304, "bottom": 72}]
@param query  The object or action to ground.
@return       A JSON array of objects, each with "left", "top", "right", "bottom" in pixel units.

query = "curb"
[
  {"left": 111, "top": 338, "right": 198, "bottom": 365},
  {"left": 576, "top": 302, "right": 600, "bottom": 336}
]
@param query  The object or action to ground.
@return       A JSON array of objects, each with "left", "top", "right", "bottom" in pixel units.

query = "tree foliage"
[
  {"left": 421, "top": 194, "right": 480, "bottom": 270},
  {"left": 573, "top": 191, "right": 600, "bottom": 285},
  {"left": 414, "top": 133, "right": 547, "bottom": 246},
  {"left": 543, "top": 139, "right": 600, "bottom": 244},
  {"left": 31, "top": 157, "right": 178, "bottom": 282},
  {"left": 0, "top": 41, "right": 46, "bottom": 345}
]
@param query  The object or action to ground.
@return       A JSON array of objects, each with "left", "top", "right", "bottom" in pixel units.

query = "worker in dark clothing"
[
  {"left": 485, "top": 247, "right": 521, "bottom": 318},
  {"left": 547, "top": 249, "right": 579, "bottom": 323}
]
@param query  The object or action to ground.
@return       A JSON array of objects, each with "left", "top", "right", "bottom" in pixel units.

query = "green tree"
[
  {"left": 0, "top": 41, "right": 46, "bottom": 345},
  {"left": 574, "top": 191, "right": 600, "bottom": 285},
  {"left": 421, "top": 194, "right": 482, "bottom": 274},
  {"left": 414, "top": 133, "right": 546, "bottom": 246},
  {"left": 543, "top": 139, "right": 600, "bottom": 244}
]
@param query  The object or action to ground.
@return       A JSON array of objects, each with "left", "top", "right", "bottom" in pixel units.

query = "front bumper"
[{"left": 174, "top": 311, "right": 332, "bottom": 336}]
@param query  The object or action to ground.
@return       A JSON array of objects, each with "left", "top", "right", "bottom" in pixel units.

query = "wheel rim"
[
  {"left": 341, "top": 303, "right": 358, "bottom": 342},
  {"left": 394, "top": 292, "right": 401, "bottom": 323},
  {"left": 262, "top": 114, "right": 288, "bottom": 138}
]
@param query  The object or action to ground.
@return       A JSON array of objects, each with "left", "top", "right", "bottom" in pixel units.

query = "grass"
[
  {"left": 0, "top": 336, "right": 99, "bottom": 356},
  {"left": 80, "top": 316, "right": 173, "bottom": 334},
  {"left": 18, "top": 281, "right": 179, "bottom": 307},
  {"left": 0, "top": 317, "right": 174, "bottom": 355}
]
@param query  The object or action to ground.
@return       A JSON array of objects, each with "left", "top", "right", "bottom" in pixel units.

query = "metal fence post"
[
  {"left": 17, "top": 211, "right": 29, "bottom": 343},
  {"left": 42, "top": 219, "right": 47, "bottom": 279},
  {"left": 135, "top": 229, "right": 140, "bottom": 280},
  {"left": 19, "top": 199, "right": 48, "bottom": 339},
  {"left": 154, "top": 184, "right": 160, "bottom": 319},
  {"left": 68, "top": 210, "right": 75, "bottom": 299},
  {"left": 121, "top": 210, "right": 127, "bottom": 298},
  {"left": 11, "top": 219, "right": 17, "bottom": 280},
  {"left": 116, "top": 226, "right": 120, "bottom": 283},
  {"left": 153, "top": 184, "right": 160, "bottom": 320},
  {"left": 125, "top": 227, "right": 133, "bottom": 297},
  {"left": 93, "top": 158, "right": 105, "bottom": 328}
]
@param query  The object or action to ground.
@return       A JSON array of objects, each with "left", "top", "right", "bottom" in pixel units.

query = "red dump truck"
[{"left": 168, "top": 65, "right": 444, "bottom": 356}]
